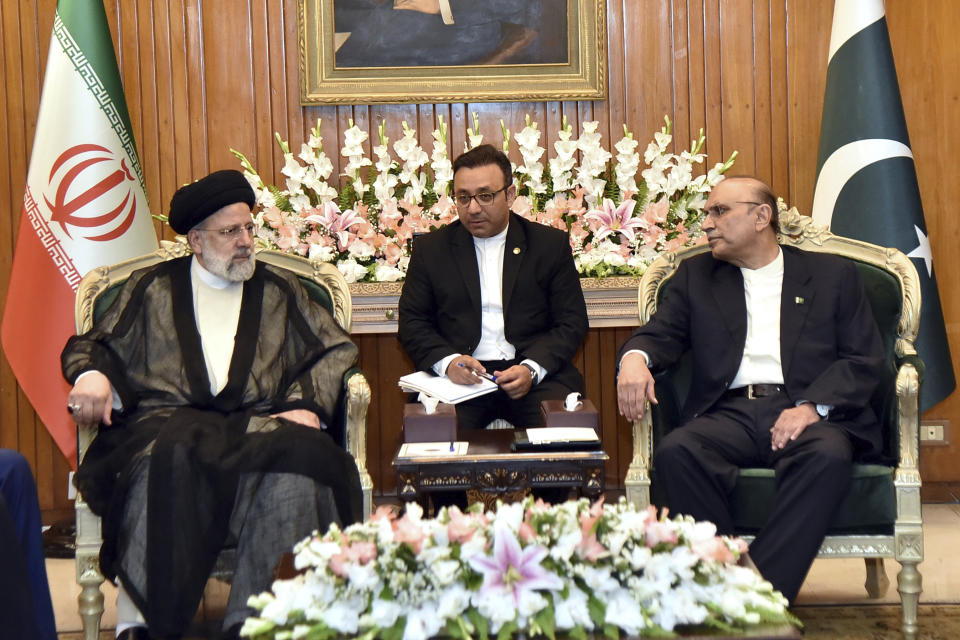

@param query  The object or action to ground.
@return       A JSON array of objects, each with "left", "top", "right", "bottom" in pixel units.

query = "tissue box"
[
  {"left": 539, "top": 398, "right": 599, "bottom": 430},
  {"left": 403, "top": 402, "right": 457, "bottom": 442}
]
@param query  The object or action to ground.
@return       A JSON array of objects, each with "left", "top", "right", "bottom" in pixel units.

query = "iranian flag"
[{"left": 1, "top": 0, "right": 158, "bottom": 466}]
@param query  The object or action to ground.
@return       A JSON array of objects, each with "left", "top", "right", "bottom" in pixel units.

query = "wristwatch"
[{"left": 520, "top": 362, "right": 539, "bottom": 385}]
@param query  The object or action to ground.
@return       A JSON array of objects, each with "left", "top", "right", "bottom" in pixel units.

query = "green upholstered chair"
[
  {"left": 624, "top": 207, "right": 924, "bottom": 638},
  {"left": 71, "top": 242, "right": 373, "bottom": 640}
]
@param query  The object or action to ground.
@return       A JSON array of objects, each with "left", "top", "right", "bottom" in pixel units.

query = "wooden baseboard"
[{"left": 921, "top": 481, "right": 960, "bottom": 503}]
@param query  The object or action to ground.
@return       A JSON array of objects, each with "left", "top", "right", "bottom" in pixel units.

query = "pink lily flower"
[
  {"left": 585, "top": 198, "right": 644, "bottom": 243},
  {"left": 469, "top": 523, "right": 562, "bottom": 607}
]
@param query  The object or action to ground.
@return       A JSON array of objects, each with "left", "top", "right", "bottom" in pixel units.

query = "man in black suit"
[
  {"left": 617, "top": 176, "right": 884, "bottom": 603},
  {"left": 399, "top": 144, "right": 588, "bottom": 430}
]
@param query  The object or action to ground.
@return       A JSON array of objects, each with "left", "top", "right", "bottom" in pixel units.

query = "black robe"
[{"left": 63, "top": 257, "right": 362, "bottom": 636}]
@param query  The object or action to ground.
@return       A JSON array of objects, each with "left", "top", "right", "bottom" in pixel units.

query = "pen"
[{"left": 457, "top": 361, "right": 497, "bottom": 382}]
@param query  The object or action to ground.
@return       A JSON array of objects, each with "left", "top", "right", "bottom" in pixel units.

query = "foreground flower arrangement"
[
  {"left": 240, "top": 498, "right": 798, "bottom": 639},
  {"left": 231, "top": 115, "right": 736, "bottom": 283}
]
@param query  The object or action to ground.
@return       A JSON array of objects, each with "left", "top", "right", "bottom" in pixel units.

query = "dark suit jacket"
[
  {"left": 398, "top": 214, "right": 588, "bottom": 391},
  {"left": 619, "top": 245, "right": 884, "bottom": 455}
]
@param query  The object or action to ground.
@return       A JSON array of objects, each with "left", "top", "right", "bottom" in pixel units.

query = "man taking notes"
[{"left": 398, "top": 144, "right": 588, "bottom": 431}]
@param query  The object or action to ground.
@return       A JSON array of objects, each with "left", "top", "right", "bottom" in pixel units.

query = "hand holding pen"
[
  {"left": 446, "top": 355, "right": 497, "bottom": 385},
  {"left": 457, "top": 362, "right": 497, "bottom": 382}
]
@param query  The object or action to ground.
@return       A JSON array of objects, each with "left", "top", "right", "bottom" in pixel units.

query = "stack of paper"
[
  {"left": 525, "top": 427, "right": 600, "bottom": 445},
  {"left": 398, "top": 371, "right": 497, "bottom": 404}
]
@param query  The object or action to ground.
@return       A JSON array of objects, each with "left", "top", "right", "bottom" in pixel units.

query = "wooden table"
[{"left": 393, "top": 429, "right": 608, "bottom": 511}]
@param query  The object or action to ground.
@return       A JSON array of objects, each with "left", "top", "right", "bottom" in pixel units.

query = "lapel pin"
[
  {"left": 795, "top": 296, "right": 804, "bottom": 304},
  {"left": 513, "top": 247, "right": 521, "bottom": 254}
]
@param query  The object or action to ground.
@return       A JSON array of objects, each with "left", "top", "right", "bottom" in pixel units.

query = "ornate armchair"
[
  {"left": 624, "top": 209, "right": 924, "bottom": 638},
  {"left": 72, "top": 242, "right": 373, "bottom": 640}
]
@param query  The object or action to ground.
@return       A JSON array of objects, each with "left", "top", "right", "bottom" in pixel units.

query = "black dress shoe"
[{"left": 116, "top": 627, "right": 150, "bottom": 640}]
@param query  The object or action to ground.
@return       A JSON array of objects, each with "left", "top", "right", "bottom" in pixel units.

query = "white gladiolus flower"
[{"left": 604, "top": 589, "right": 648, "bottom": 635}]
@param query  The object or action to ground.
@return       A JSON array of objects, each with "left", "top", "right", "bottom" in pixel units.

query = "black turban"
[{"left": 168, "top": 169, "right": 256, "bottom": 234}]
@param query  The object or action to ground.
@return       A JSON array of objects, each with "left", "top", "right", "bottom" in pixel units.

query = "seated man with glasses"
[
  {"left": 399, "top": 144, "right": 588, "bottom": 432},
  {"left": 616, "top": 176, "right": 884, "bottom": 604},
  {"left": 63, "top": 170, "right": 363, "bottom": 640}
]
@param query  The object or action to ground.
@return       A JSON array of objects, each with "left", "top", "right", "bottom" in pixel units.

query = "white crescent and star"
[
  {"left": 906, "top": 225, "right": 933, "bottom": 277},
  {"left": 811, "top": 139, "right": 933, "bottom": 280}
]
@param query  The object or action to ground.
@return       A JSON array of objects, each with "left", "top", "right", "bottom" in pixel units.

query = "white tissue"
[
  {"left": 564, "top": 392, "right": 583, "bottom": 412},
  {"left": 418, "top": 392, "right": 440, "bottom": 414}
]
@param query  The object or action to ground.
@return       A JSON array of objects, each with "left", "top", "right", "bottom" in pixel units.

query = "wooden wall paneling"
[
  {"left": 184, "top": 0, "right": 208, "bottom": 191},
  {"left": 784, "top": 0, "right": 830, "bottom": 216},
  {"left": 268, "top": 0, "right": 293, "bottom": 182},
  {"left": 603, "top": 1, "right": 626, "bottom": 158},
  {"left": 768, "top": 0, "right": 790, "bottom": 202},
  {"left": 887, "top": 0, "right": 960, "bottom": 482},
  {"left": 376, "top": 335, "right": 412, "bottom": 496},
  {"left": 717, "top": 0, "right": 757, "bottom": 177},
  {"left": 751, "top": 0, "right": 774, "bottom": 185},
  {"left": 249, "top": 0, "right": 276, "bottom": 187},
  {"left": 0, "top": 1, "right": 21, "bottom": 453},
  {"left": 165, "top": 0, "right": 193, "bottom": 231},
  {"left": 203, "top": 0, "right": 257, "bottom": 171},
  {"left": 701, "top": 0, "right": 724, "bottom": 168},
  {"left": 669, "top": 0, "right": 692, "bottom": 152},
  {"left": 150, "top": 0, "right": 178, "bottom": 231},
  {"left": 685, "top": 0, "right": 708, "bottom": 152},
  {"left": 138, "top": 0, "right": 164, "bottom": 216}
]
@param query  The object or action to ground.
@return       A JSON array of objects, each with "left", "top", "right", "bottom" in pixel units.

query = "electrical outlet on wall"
[{"left": 920, "top": 420, "right": 951, "bottom": 446}]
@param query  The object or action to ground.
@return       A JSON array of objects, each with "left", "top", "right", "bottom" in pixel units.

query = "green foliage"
[
  {"left": 467, "top": 607, "right": 490, "bottom": 640},
  {"left": 381, "top": 617, "right": 406, "bottom": 640},
  {"left": 496, "top": 620, "right": 519, "bottom": 640},
  {"left": 587, "top": 593, "right": 607, "bottom": 629},
  {"left": 532, "top": 603, "right": 556, "bottom": 640}
]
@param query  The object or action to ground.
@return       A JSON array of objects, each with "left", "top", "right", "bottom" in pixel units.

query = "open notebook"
[{"left": 398, "top": 370, "right": 497, "bottom": 404}]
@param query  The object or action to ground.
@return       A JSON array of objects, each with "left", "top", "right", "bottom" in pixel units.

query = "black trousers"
[
  {"left": 653, "top": 392, "right": 853, "bottom": 603},
  {"left": 454, "top": 358, "right": 579, "bottom": 430}
]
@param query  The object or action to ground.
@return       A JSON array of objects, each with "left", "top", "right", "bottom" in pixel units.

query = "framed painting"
[{"left": 298, "top": 0, "right": 607, "bottom": 104}]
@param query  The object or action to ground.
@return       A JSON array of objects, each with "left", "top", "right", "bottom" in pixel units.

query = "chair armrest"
[
  {"left": 625, "top": 405, "right": 654, "bottom": 509},
  {"left": 343, "top": 369, "right": 373, "bottom": 519},
  {"left": 894, "top": 362, "right": 921, "bottom": 485}
]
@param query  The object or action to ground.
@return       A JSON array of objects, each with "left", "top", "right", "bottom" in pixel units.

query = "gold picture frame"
[{"left": 298, "top": 0, "right": 606, "bottom": 105}]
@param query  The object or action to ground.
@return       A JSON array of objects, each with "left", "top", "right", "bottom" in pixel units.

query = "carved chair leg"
[
  {"left": 77, "top": 566, "right": 105, "bottom": 640},
  {"left": 864, "top": 557, "right": 890, "bottom": 598},
  {"left": 897, "top": 559, "right": 922, "bottom": 640}
]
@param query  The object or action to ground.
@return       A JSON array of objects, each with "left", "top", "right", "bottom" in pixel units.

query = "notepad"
[
  {"left": 397, "top": 441, "right": 469, "bottom": 457},
  {"left": 398, "top": 371, "right": 497, "bottom": 404}
]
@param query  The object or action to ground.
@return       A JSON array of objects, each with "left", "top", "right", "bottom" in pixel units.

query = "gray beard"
[{"left": 205, "top": 251, "right": 255, "bottom": 282}]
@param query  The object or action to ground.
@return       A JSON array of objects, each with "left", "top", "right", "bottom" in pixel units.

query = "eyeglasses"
[
  {"left": 703, "top": 201, "right": 763, "bottom": 219},
  {"left": 194, "top": 222, "right": 257, "bottom": 239},
  {"left": 454, "top": 185, "right": 509, "bottom": 208}
]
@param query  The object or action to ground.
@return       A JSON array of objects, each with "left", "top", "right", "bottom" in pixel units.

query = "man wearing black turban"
[{"left": 62, "top": 170, "right": 363, "bottom": 639}]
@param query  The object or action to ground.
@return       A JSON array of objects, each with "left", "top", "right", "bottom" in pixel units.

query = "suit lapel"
[
  {"left": 780, "top": 248, "right": 814, "bottom": 380},
  {"left": 451, "top": 224, "right": 482, "bottom": 315},
  {"left": 501, "top": 216, "right": 526, "bottom": 314},
  {"left": 710, "top": 260, "right": 747, "bottom": 347}
]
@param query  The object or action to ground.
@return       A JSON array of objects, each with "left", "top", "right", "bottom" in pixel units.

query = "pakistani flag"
[
  {"left": 811, "top": 0, "right": 955, "bottom": 411},
  {"left": 1, "top": 0, "right": 158, "bottom": 464}
]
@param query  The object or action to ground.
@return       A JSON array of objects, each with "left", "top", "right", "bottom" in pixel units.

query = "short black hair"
[
  {"left": 452, "top": 144, "right": 513, "bottom": 190},
  {"left": 723, "top": 175, "right": 780, "bottom": 235}
]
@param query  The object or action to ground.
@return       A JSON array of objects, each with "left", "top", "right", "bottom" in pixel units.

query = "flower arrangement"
[
  {"left": 240, "top": 497, "right": 798, "bottom": 639},
  {"left": 231, "top": 115, "right": 736, "bottom": 283}
]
